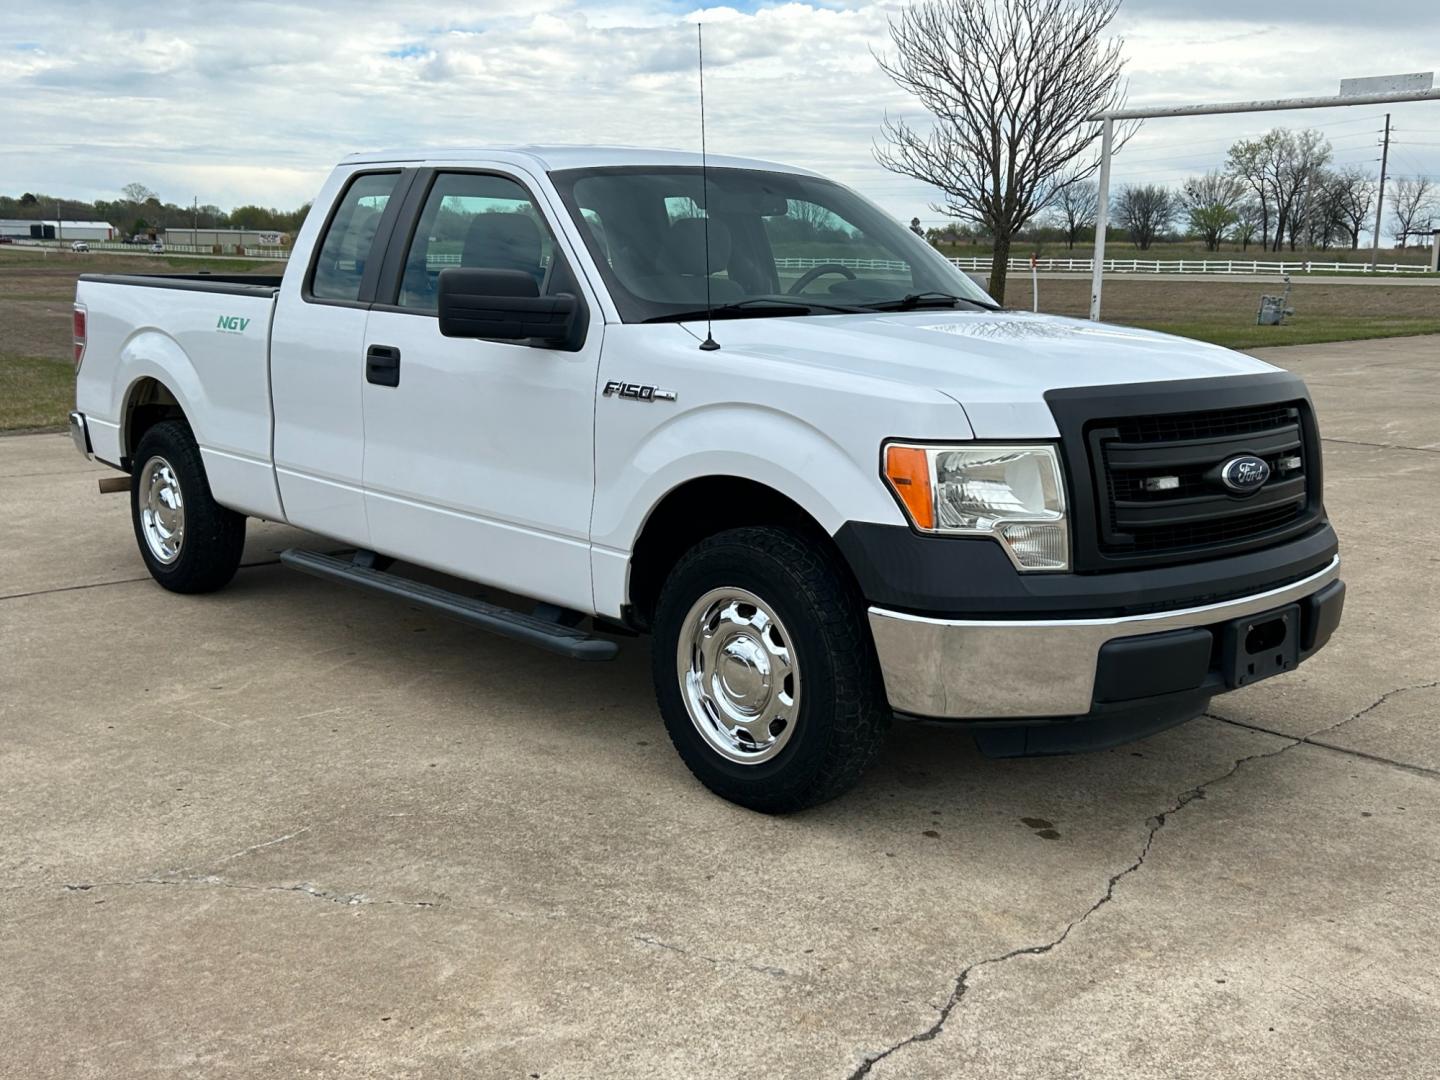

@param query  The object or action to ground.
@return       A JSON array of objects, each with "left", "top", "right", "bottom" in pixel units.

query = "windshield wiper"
[
  {"left": 642, "top": 297, "right": 868, "bottom": 323},
  {"left": 862, "top": 291, "right": 1001, "bottom": 312}
]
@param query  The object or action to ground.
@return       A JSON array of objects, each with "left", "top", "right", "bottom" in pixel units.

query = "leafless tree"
[
  {"left": 1112, "top": 184, "right": 1176, "bottom": 250},
  {"left": 1050, "top": 181, "right": 1099, "bottom": 249},
  {"left": 1389, "top": 176, "right": 1435, "bottom": 247},
  {"left": 1328, "top": 166, "right": 1376, "bottom": 250},
  {"left": 874, "top": 0, "right": 1132, "bottom": 303},
  {"left": 1181, "top": 171, "right": 1247, "bottom": 251}
]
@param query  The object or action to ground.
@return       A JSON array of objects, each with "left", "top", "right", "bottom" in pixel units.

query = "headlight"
[{"left": 883, "top": 443, "right": 1070, "bottom": 571}]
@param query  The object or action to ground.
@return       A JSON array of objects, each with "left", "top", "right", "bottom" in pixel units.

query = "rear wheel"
[
  {"left": 130, "top": 420, "right": 246, "bottom": 593},
  {"left": 652, "top": 526, "right": 890, "bottom": 812}
]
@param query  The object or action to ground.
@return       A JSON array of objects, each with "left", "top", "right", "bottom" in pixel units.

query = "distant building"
[
  {"left": 0, "top": 219, "right": 116, "bottom": 241},
  {"left": 162, "top": 227, "right": 290, "bottom": 250}
]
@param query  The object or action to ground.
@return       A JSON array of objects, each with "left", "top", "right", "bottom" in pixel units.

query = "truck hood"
[{"left": 680, "top": 310, "right": 1279, "bottom": 437}]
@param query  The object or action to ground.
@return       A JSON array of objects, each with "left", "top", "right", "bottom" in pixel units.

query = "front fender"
[{"left": 599, "top": 402, "right": 901, "bottom": 549}]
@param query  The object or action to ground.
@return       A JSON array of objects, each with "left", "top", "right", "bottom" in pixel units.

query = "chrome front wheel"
[
  {"left": 676, "top": 587, "right": 801, "bottom": 765},
  {"left": 138, "top": 455, "right": 185, "bottom": 564}
]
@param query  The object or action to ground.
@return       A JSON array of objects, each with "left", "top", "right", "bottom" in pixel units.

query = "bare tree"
[
  {"left": 1329, "top": 166, "right": 1375, "bottom": 250},
  {"left": 874, "top": 0, "right": 1131, "bottom": 303},
  {"left": 1389, "top": 176, "right": 1435, "bottom": 247},
  {"left": 1181, "top": 171, "right": 1246, "bottom": 251},
  {"left": 1050, "top": 181, "right": 1099, "bottom": 249},
  {"left": 1112, "top": 184, "right": 1176, "bottom": 250}
]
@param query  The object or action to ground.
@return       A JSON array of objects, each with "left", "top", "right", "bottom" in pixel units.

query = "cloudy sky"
[{"left": 2, "top": 0, "right": 1438, "bottom": 234}]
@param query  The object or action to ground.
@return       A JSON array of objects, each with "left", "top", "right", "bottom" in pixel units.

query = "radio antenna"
[{"left": 696, "top": 22, "right": 720, "bottom": 352}]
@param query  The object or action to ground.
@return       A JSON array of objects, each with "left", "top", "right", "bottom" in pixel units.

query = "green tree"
[{"left": 1181, "top": 171, "right": 1246, "bottom": 251}]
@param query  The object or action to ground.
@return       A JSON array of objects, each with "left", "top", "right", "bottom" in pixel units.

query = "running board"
[{"left": 279, "top": 549, "right": 619, "bottom": 661}]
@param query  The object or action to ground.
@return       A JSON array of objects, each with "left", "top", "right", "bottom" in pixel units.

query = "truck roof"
[{"left": 339, "top": 144, "right": 820, "bottom": 176}]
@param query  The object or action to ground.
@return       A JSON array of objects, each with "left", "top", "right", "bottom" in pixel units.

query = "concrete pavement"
[{"left": 2, "top": 336, "right": 1438, "bottom": 1078}]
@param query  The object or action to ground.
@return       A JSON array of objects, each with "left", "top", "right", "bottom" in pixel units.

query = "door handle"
[{"left": 366, "top": 344, "right": 401, "bottom": 387}]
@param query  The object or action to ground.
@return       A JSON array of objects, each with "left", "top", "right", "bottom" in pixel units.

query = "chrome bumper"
[
  {"left": 868, "top": 556, "right": 1342, "bottom": 719},
  {"left": 68, "top": 410, "right": 92, "bottom": 460}
]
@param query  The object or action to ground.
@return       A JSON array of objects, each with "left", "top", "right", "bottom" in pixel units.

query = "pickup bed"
[{"left": 70, "top": 145, "right": 1344, "bottom": 811}]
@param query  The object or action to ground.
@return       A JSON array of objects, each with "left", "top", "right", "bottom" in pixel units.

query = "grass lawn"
[
  {"left": 1032, "top": 276, "right": 1440, "bottom": 350},
  {"left": 0, "top": 249, "right": 283, "bottom": 276},
  {"left": 0, "top": 355, "right": 73, "bottom": 432},
  {"left": 1126, "top": 318, "right": 1440, "bottom": 350}
]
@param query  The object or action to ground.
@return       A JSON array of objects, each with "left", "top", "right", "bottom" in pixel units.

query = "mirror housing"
[{"left": 437, "top": 268, "right": 579, "bottom": 346}]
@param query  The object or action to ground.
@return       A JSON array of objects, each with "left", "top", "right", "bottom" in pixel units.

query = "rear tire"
[
  {"left": 130, "top": 420, "right": 246, "bottom": 593},
  {"left": 652, "top": 526, "right": 890, "bottom": 813}
]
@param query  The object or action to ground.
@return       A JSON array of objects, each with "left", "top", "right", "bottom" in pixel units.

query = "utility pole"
[
  {"left": 56, "top": 201, "right": 61, "bottom": 244},
  {"left": 193, "top": 196, "right": 199, "bottom": 249},
  {"left": 1370, "top": 113, "right": 1391, "bottom": 270}
]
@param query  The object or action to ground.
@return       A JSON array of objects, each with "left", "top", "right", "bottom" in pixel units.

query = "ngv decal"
[
  {"left": 603, "top": 380, "right": 677, "bottom": 402},
  {"left": 216, "top": 315, "right": 251, "bottom": 334}
]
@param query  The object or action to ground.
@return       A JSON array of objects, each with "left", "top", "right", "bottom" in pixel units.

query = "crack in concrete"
[
  {"left": 1210, "top": 679, "right": 1440, "bottom": 781},
  {"left": 1, "top": 560, "right": 281, "bottom": 603},
  {"left": 633, "top": 934, "right": 787, "bottom": 978},
  {"left": 843, "top": 682, "right": 1434, "bottom": 1079},
  {"left": 62, "top": 874, "right": 437, "bottom": 908},
  {"left": 217, "top": 827, "right": 311, "bottom": 864},
  {"left": 1320, "top": 436, "right": 1440, "bottom": 456}
]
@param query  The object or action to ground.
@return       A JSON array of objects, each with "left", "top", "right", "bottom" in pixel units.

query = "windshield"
[{"left": 548, "top": 166, "right": 996, "bottom": 323}]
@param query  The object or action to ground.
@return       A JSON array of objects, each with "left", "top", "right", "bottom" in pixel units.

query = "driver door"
[{"left": 359, "top": 167, "right": 603, "bottom": 612}]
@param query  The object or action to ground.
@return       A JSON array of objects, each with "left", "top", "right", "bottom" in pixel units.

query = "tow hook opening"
[{"left": 1244, "top": 616, "right": 1288, "bottom": 656}]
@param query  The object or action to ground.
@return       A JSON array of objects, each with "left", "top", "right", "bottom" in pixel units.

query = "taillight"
[{"left": 73, "top": 305, "right": 87, "bottom": 369}]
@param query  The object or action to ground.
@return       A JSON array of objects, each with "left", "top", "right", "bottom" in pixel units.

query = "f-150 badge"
[{"left": 603, "top": 381, "right": 677, "bottom": 402}]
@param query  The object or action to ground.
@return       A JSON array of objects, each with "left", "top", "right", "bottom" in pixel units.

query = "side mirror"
[{"left": 437, "top": 268, "right": 578, "bottom": 346}]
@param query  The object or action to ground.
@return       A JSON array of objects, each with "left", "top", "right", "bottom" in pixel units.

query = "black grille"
[
  {"left": 1088, "top": 401, "right": 1314, "bottom": 563},
  {"left": 1106, "top": 403, "right": 1299, "bottom": 444},
  {"left": 1122, "top": 502, "right": 1306, "bottom": 553}
]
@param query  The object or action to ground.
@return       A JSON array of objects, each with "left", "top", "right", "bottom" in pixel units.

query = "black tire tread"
[
  {"left": 652, "top": 525, "right": 890, "bottom": 812},
  {"left": 131, "top": 419, "right": 246, "bottom": 594}
]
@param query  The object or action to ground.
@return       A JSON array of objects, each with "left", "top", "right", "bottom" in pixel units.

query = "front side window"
[
  {"left": 550, "top": 166, "right": 995, "bottom": 322},
  {"left": 396, "top": 172, "right": 560, "bottom": 312},
  {"left": 310, "top": 172, "right": 398, "bottom": 301}
]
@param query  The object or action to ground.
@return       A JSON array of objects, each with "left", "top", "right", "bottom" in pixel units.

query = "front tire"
[
  {"left": 652, "top": 526, "right": 890, "bottom": 812},
  {"left": 130, "top": 420, "right": 246, "bottom": 593}
]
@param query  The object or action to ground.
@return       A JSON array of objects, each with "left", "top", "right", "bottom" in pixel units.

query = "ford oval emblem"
[{"left": 1220, "top": 454, "right": 1271, "bottom": 493}]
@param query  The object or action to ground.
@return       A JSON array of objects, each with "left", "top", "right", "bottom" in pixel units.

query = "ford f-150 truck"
[{"left": 69, "top": 146, "right": 1344, "bottom": 811}]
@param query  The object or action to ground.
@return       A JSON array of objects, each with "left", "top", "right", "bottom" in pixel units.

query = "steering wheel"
[{"left": 787, "top": 263, "right": 857, "bottom": 295}]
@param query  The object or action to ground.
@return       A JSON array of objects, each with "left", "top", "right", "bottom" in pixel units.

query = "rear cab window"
[{"left": 308, "top": 172, "right": 400, "bottom": 302}]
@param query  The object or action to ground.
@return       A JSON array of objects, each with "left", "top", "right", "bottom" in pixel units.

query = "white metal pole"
[{"left": 1089, "top": 116, "right": 1113, "bottom": 321}]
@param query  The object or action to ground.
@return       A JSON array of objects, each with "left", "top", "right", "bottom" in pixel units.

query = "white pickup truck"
[{"left": 70, "top": 146, "right": 1344, "bottom": 811}]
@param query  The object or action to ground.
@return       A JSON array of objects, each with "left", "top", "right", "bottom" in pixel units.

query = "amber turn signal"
[{"left": 884, "top": 445, "right": 934, "bottom": 530}]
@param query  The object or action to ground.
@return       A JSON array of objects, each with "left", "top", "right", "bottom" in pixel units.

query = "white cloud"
[{"left": 0, "top": 0, "right": 1436, "bottom": 229}]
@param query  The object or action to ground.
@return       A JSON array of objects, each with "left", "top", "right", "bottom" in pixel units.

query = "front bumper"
[
  {"left": 68, "top": 410, "right": 92, "bottom": 460},
  {"left": 868, "top": 555, "right": 1343, "bottom": 720}
]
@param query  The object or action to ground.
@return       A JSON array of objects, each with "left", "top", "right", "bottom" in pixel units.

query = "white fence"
[
  {"left": 950, "top": 256, "right": 1433, "bottom": 276},
  {"left": 11, "top": 239, "right": 290, "bottom": 260},
  {"left": 774, "top": 254, "right": 1434, "bottom": 276}
]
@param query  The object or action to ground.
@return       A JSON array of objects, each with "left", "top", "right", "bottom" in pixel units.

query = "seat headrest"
[
  {"left": 662, "top": 217, "right": 730, "bottom": 277},
  {"left": 462, "top": 213, "right": 543, "bottom": 273}
]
